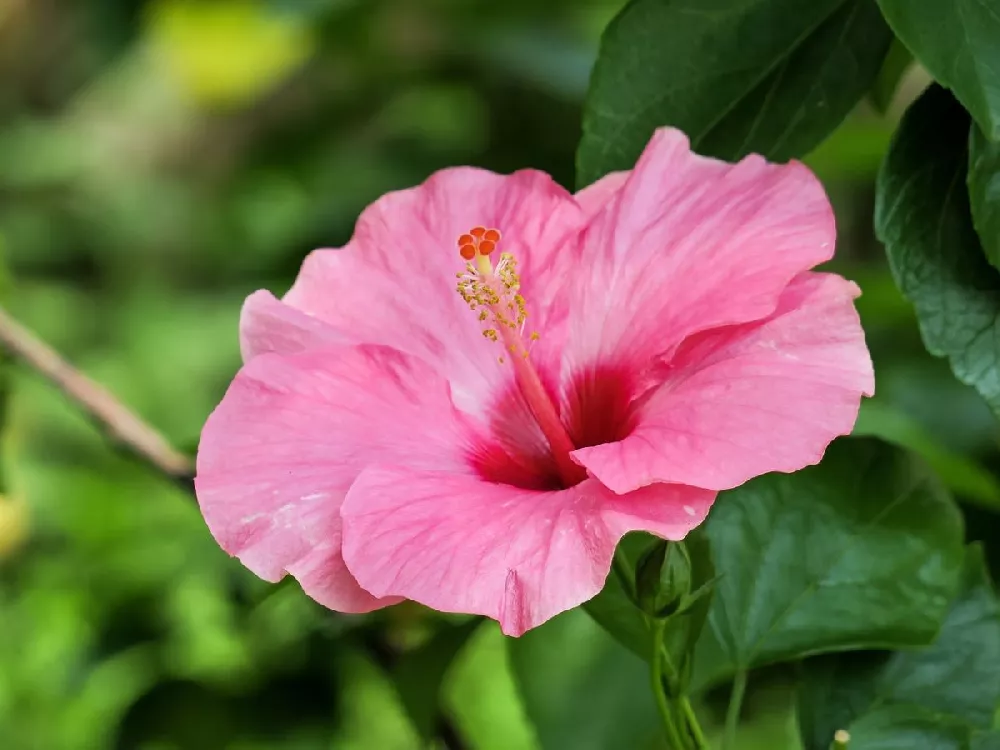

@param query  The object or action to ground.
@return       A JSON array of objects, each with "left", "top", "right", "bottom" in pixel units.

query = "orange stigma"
[{"left": 456, "top": 227, "right": 502, "bottom": 260}]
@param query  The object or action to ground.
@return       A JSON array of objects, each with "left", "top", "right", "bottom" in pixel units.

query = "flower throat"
[{"left": 456, "top": 227, "right": 586, "bottom": 488}]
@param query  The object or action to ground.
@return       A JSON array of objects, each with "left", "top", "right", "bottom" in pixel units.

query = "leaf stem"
[
  {"left": 723, "top": 670, "right": 747, "bottom": 750},
  {"left": 659, "top": 645, "right": 708, "bottom": 750},
  {"left": 651, "top": 619, "right": 686, "bottom": 749},
  {"left": 680, "top": 696, "right": 709, "bottom": 750}
]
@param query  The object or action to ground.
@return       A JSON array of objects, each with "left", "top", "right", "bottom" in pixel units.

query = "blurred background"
[{"left": 0, "top": 1, "right": 995, "bottom": 748}]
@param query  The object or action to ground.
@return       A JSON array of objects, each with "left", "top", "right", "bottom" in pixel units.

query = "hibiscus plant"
[{"left": 4, "top": 1, "right": 1000, "bottom": 749}]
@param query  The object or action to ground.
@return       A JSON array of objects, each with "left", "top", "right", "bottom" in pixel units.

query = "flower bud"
[{"left": 635, "top": 540, "right": 692, "bottom": 618}]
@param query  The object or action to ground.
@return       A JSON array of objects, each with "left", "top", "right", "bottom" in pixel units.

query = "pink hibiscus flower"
[{"left": 195, "top": 128, "right": 874, "bottom": 636}]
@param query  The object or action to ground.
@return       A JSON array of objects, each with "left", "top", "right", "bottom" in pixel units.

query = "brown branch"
[{"left": 0, "top": 305, "right": 195, "bottom": 487}]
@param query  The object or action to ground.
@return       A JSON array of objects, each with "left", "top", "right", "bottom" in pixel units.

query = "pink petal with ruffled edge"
[
  {"left": 340, "top": 468, "right": 715, "bottom": 635},
  {"left": 239, "top": 290, "right": 345, "bottom": 361},
  {"left": 574, "top": 170, "right": 628, "bottom": 221},
  {"left": 564, "top": 128, "right": 836, "bottom": 379},
  {"left": 572, "top": 273, "right": 875, "bottom": 494},
  {"left": 195, "top": 344, "right": 473, "bottom": 612},
  {"left": 273, "top": 168, "right": 585, "bottom": 414}
]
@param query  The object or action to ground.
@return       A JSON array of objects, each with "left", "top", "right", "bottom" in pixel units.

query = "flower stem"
[
  {"left": 680, "top": 697, "right": 709, "bottom": 750},
  {"left": 723, "top": 670, "right": 748, "bottom": 750},
  {"left": 658, "top": 640, "right": 708, "bottom": 750},
  {"left": 651, "top": 619, "right": 686, "bottom": 749}
]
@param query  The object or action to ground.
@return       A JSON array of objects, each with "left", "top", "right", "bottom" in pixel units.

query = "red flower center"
[
  {"left": 470, "top": 365, "right": 637, "bottom": 491},
  {"left": 455, "top": 228, "right": 636, "bottom": 491}
]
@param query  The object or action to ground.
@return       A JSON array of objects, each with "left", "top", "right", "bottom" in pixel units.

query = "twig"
[{"left": 0, "top": 305, "right": 195, "bottom": 487}]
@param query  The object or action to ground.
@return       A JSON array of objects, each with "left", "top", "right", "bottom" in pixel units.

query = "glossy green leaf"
[
  {"left": 691, "top": 438, "right": 964, "bottom": 689},
  {"left": 875, "top": 85, "right": 1000, "bottom": 419},
  {"left": 969, "top": 124, "right": 1000, "bottom": 270},
  {"left": 797, "top": 545, "right": 1000, "bottom": 750},
  {"left": 875, "top": 0, "right": 1000, "bottom": 140},
  {"left": 577, "top": 0, "right": 892, "bottom": 186},
  {"left": 843, "top": 705, "right": 971, "bottom": 750}
]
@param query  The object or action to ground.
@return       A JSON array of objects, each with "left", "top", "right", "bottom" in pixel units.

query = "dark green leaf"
[
  {"left": 853, "top": 400, "right": 1000, "bottom": 510},
  {"left": 798, "top": 652, "right": 888, "bottom": 750},
  {"left": 691, "top": 438, "right": 964, "bottom": 689},
  {"left": 391, "top": 618, "right": 481, "bottom": 740},
  {"left": 875, "top": 85, "right": 1000, "bottom": 419},
  {"left": 798, "top": 545, "right": 1000, "bottom": 749},
  {"left": 874, "top": 0, "right": 1000, "bottom": 140},
  {"left": 973, "top": 731, "right": 1000, "bottom": 750},
  {"left": 844, "top": 705, "right": 971, "bottom": 750},
  {"left": 969, "top": 125, "right": 1000, "bottom": 270},
  {"left": 868, "top": 38, "right": 913, "bottom": 113},
  {"left": 577, "top": 0, "right": 892, "bottom": 186}
]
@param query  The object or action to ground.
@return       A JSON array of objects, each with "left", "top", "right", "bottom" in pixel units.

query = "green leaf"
[
  {"left": 842, "top": 705, "right": 971, "bottom": 750},
  {"left": 969, "top": 125, "right": 1000, "bottom": 270},
  {"left": 391, "top": 618, "right": 481, "bottom": 740},
  {"left": 875, "top": 85, "right": 1000, "bottom": 419},
  {"left": 797, "top": 545, "right": 1000, "bottom": 750},
  {"left": 973, "top": 731, "right": 1000, "bottom": 750},
  {"left": 577, "top": 0, "right": 892, "bottom": 186},
  {"left": 691, "top": 438, "right": 964, "bottom": 689},
  {"left": 874, "top": 0, "right": 1000, "bottom": 140},
  {"left": 507, "top": 609, "right": 662, "bottom": 750},
  {"left": 443, "top": 624, "right": 541, "bottom": 750},
  {"left": 853, "top": 399, "right": 1000, "bottom": 510},
  {"left": 868, "top": 37, "right": 913, "bottom": 114}
]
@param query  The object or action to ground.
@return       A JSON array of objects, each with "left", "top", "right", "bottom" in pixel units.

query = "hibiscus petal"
[
  {"left": 572, "top": 273, "right": 874, "bottom": 493},
  {"left": 195, "top": 344, "right": 472, "bottom": 612},
  {"left": 279, "top": 168, "right": 584, "bottom": 410},
  {"left": 565, "top": 127, "right": 836, "bottom": 376},
  {"left": 239, "top": 290, "right": 345, "bottom": 361},
  {"left": 575, "top": 170, "right": 628, "bottom": 221},
  {"left": 340, "top": 468, "right": 715, "bottom": 635}
]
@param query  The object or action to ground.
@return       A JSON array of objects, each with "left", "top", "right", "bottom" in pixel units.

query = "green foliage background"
[{"left": 1, "top": 1, "right": 998, "bottom": 748}]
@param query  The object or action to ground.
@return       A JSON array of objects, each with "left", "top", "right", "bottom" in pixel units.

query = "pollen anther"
[{"left": 455, "top": 227, "right": 536, "bottom": 361}]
